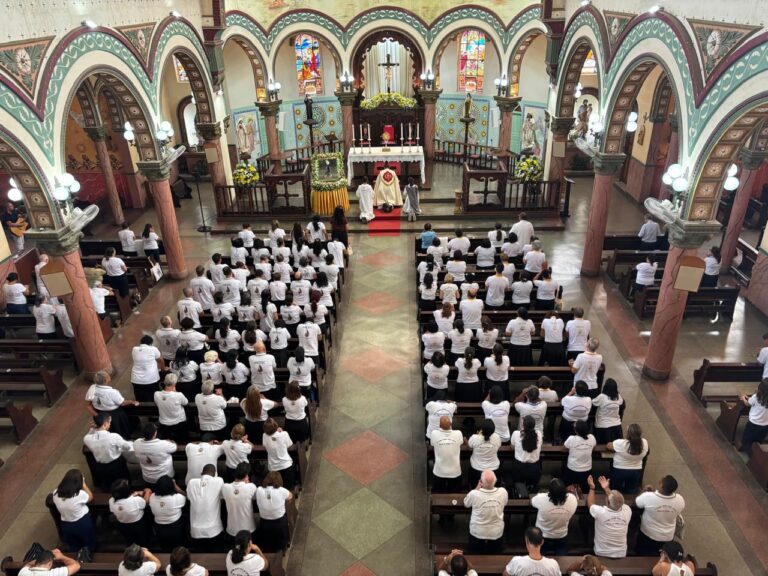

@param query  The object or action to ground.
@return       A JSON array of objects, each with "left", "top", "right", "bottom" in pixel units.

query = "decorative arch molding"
[
  {"left": 558, "top": 7, "right": 609, "bottom": 83},
  {"left": 93, "top": 82, "right": 126, "bottom": 129},
  {"left": 555, "top": 38, "right": 601, "bottom": 119},
  {"left": 429, "top": 24, "right": 503, "bottom": 80},
  {"left": 223, "top": 34, "right": 268, "bottom": 92},
  {"left": 0, "top": 128, "right": 58, "bottom": 229},
  {"left": 157, "top": 46, "right": 214, "bottom": 124},
  {"left": 73, "top": 80, "right": 102, "bottom": 129},
  {"left": 507, "top": 27, "right": 547, "bottom": 95},
  {"left": 650, "top": 75, "right": 674, "bottom": 120},
  {"left": 350, "top": 28, "right": 425, "bottom": 90}
]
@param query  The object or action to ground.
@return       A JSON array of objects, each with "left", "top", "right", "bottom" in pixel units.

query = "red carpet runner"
[{"left": 367, "top": 207, "right": 402, "bottom": 237}]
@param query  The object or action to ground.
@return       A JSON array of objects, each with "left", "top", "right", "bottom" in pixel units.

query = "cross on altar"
[{"left": 378, "top": 53, "right": 399, "bottom": 94}]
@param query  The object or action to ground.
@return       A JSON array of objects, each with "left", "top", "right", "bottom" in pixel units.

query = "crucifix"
[{"left": 378, "top": 52, "right": 399, "bottom": 94}]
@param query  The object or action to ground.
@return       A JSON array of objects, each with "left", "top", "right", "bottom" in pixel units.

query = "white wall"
[
  {"left": 517, "top": 34, "right": 549, "bottom": 104},
  {"left": 159, "top": 55, "right": 194, "bottom": 146},
  {"left": 223, "top": 41, "right": 257, "bottom": 112}
]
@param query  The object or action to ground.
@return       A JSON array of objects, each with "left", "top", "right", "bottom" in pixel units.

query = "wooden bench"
[
  {"left": 0, "top": 400, "right": 38, "bottom": 443},
  {"left": 79, "top": 239, "right": 166, "bottom": 258},
  {"left": 419, "top": 310, "right": 576, "bottom": 326},
  {"left": 605, "top": 249, "right": 668, "bottom": 281},
  {"left": 0, "top": 313, "right": 113, "bottom": 343},
  {"left": 79, "top": 260, "right": 155, "bottom": 300},
  {"left": 690, "top": 359, "right": 763, "bottom": 405},
  {"left": 429, "top": 553, "right": 717, "bottom": 576},
  {"left": 730, "top": 238, "right": 757, "bottom": 287},
  {"left": 633, "top": 286, "right": 741, "bottom": 320},
  {"left": 0, "top": 367, "right": 67, "bottom": 406},
  {"left": 0, "top": 338, "right": 77, "bottom": 372},
  {"left": 617, "top": 268, "right": 665, "bottom": 299},
  {"left": 3, "top": 552, "right": 284, "bottom": 576}
]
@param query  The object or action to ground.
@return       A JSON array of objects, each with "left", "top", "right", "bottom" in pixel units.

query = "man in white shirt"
[
  {"left": 185, "top": 436, "right": 225, "bottom": 485},
  {"left": 504, "top": 527, "right": 561, "bottom": 576},
  {"left": 209, "top": 253, "right": 227, "bottom": 287},
  {"left": 758, "top": 332, "right": 768, "bottom": 379},
  {"left": 569, "top": 337, "right": 603, "bottom": 395},
  {"left": 133, "top": 422, "right": 177, "bottom": 486},
  {"left": 635, "top": 475, "right": 685, "bottom": 555},
  {"left": 510, "top": 213, "right": 535, "bottom": 248},
  {"left": 459, "top": 290, "right": 484, "bottom": 330},
  {"left": 220, "top": 267, "right": 242, "bottom": 306},
  {"left": 587, "top": 475, "right": 632, "bottom": 558},
  {"left": 221, "top": 462, "right": 257, "bottom": 535},
  {"left": 291, "top": 271, "right": 312, "bottom": 306},
  {"left": 247, "top": 270, "right": 269, "bottom": 302},
  {"left": 464, "top": 469, "right": 509, "bottom": 553},
  {"left": 89, "top": 281, "right": 112, "bottom": 318},
  {"left": 430, "top": 416, "right": 464, "bottom": 493},
  {"left": 190, "top": 265, "right": 216, "bottom": 311},
  {"left": 83, "top": 413, "right": 133, "bottom": 490},
  {"left": 448, "top": 229, "right": 472, "bottom": 255},
  {"left": 154, "top": 374, "right": 188, "bottom": 443},
  {"left": 178, "top": 287, "right": 204, "bottom": 328},
  {"left": 565, "top": 307, "right": 591, "bottom": 361},
  {"left": 638, "top": 214, "right": 663, "bottom": 249},
  {"left": 327, "top": 239, "right": 347, "bottom": 269},
  {"left": 155, "top": 316, "right": 180, "bottom": 362},
  {"left": 249, "top": 341, "right": 277, "bottom": 394},
  {"left": 437, "top": 550, "right": 478, "bottom": 576},
  {"left": 118, "top": 222, "right": 138, "bottom": 256},
  {"left": 187, "top": 463, "right": 225, "bottom": 548},
  {"left": 484, "top": 266, "right": 510, "bottom": 308},
  {"left": 18, "top": 548, "right": 81, "bottom": 576},
  {"left": 238, "top": 224, "right": 255, "bottom": 249}
]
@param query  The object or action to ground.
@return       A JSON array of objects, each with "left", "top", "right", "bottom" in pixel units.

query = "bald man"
[
  {"left": 248, "top": 340, "right": 278, "bottom": 399},
  {"left": 464, "top": 469, "right": 509, "bottom": 553},
  {"left": 430, "top": 415, "right": 464, "bottom": 493}
]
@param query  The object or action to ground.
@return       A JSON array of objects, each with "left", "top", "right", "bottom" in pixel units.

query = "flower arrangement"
[
  {"left": 360, "top": 92, "right": 417, "bottom": 110},
  {"left": 515, "top": 155, "right": 543, "bottom": 182},
  {"left": 232, "top": 162, "right": 259, "bottom": 187}
]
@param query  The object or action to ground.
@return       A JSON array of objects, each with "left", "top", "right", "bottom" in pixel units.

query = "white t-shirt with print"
[{"left": 531, "top": 491, "right": 578, "bottom": 538}]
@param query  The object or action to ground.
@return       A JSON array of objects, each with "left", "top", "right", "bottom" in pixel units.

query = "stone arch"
[
  {"left": 223, "top": 34, "right": 268, "bottom": 96},
  {"left": 687, "top": 97, "right": 768, "bottom": 221},
  {"left": 0, "top": 128, "right": 58, "bottom": 229},
  {"left": 268, "top": 26, "right": 343, "bottom": 86},
  {"left": 555, "top": 38, "right": 601, "bottom": 119},
  {"left": 93, "top": 81, "right": 126, "bottom": 129},
  {"left": 650, "top": 75, "right": 674, "bottom": 121},
  {"left": 156, "top": 46, "right": 215, "bottom": 125},
  {"left": 429, "top": 26, "right": 503, "bottom": 91},
  {"left": 349, "top": 27, "right": 425, "bottom": 90},
  {"left": 507, "top": 28, "right": 547, "bottom": 96}
]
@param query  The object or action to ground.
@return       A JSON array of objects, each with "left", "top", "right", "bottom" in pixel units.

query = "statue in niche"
[
  {"left": 521, "top": 113, "right": 538, "bottom": 152},
  {"left": 304, "top": 94, "right": 314, "bottom": 121},
  {"left": 463, "top": 92, "right": 473, "bottom": 118}
]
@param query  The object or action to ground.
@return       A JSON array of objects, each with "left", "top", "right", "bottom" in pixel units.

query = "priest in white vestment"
[
  {"left": 355, "top": 177, "right": 375, "bottom": 223},
  {"left": 373, "top": 167, "right": 403, "bottom": 207}
]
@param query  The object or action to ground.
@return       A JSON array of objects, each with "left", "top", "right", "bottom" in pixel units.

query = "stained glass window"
[
  {"left": 458, "top": 30, "right": 486, "bottom": 93},
  {"left": 173, "top": 56, "right": 188, "bottom": 83},
  {"left": 295, "top": 34, "right": 323, "bottom": 96}
]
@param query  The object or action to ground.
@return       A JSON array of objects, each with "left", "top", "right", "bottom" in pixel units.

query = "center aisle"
[{"left": 288, "top": 234, "right": 428, "bottom": 575}]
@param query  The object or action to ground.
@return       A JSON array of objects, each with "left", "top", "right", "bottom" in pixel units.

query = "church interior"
[{"left": 1, "top": 0, "right": 768, "bottom": 574}]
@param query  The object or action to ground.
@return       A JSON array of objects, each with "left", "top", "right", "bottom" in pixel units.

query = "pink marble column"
[
  {"left": 548, "top": 117, "right": 573, "bottom": 185},
  {"left": 581, "top": 153, "right": 626, "bottom": 276},
  {"left": 86, "top": 126, "right": 124, "bottom": 225},
  {"left": 494, "top": 95, "right": 520, "bottom": 153},
  {"left": 137, "top": 161, "right": 188, "bottom": 279},
  {"left": 745, "top": 252, "right": 768, "bottom": 316},
  {"left": 196, "top": 122, "right": 229, "bottom": 193},
  {"left": 720, "top": 149, "right": 766, "bottom": 271},
  {"left": 660, "top": 116, "right": 679, "bottom": 201},
  {"left": 256, "top": 100, "right": 283, "bottom": 175},
  {"left": 642, "top": 246, "right": 698, "bottom": 380},
  {"left": 334, "top": 91, "right": 357, "bottom": 159},
  {"left": 420, "top": 89, "right": 442, "bottom": 161}
]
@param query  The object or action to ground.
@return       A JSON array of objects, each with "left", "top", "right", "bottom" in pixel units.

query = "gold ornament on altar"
[{"left": 381, "top": 130, "right": 391, "bottom": 151}]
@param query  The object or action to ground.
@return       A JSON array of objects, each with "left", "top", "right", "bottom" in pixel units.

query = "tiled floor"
[{"left": 1, "top": 166, "right": 768, "bottom": 575}]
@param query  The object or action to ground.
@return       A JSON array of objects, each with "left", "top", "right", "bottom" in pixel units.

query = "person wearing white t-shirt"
[
  {"left": 239, "top": 224, "right": 255, "bottom": 248},
  {"left": 436, "top": 550, "right": 479, "bottom": 576},
  {"left": 282, "top": 382, "right": 310, "bottom": 443},
  {"left": 587, "top": 475, "right": 632, "bottom": 558},
  {"left": 475, "top": 317, "right": 499, "bottom": 364},
  {"left": 101, "top": 248, "right": 130, "bottom": 297},
  {"left": 133, "top": 423, "right": 177, "bottom": 485},
  {"left": 166, "top": 548, "right": 207, "bottom": 576},
  {"left": 638, "top": 214, "right": 663, "bottom": 249},
  {"left": 464, "top": 469, "right": 508, "bottom": 553},
  {"left": 634, "top": 255, "right": 658, "bottom": 293},
  {"left": 533, "top": 269, "right": 558, "bottom": 310},
  {"left": 447, "top": 320, "right": 473, "bottom": 363},
  {"left": 607, "top": 423, "right": 649, "bottom": 494},
  {"left": 85, "top": 370, "right": 136, "bottom": 439},
  {"left": 484, "top": 265, "right": 510, "bottom": 308},
  {"left": 3, "top": 273, "right": 29, "bottom": 314},
  {"left": 430, "top": 416, "right": 464, "bottom": 492},
  {"left": 635, "top": 475, "right": 685, "bottom": 555},
  {"left": 474, "top": 239, "right": 497, "bottom": 269},
  {"left": 89, "top": 282, "right": 113, "bottom": 319},
  {"left": 513, "top": 386, "right": 547, "bottom": 434},
  {"left": 118, "top": 544, "right": 161, "bottom": 576},
  {"left": 539, "top": 311, "right": 566, "bottom": 366},
  {"left": 511, "top": 273, "right": 533, "bottom": 306},
  {"left": 117, "top": 224, "right": 137, "bottom": 256},
  {"left": 220, "top": 268, "right": 242, "bottom": 307},
  {"left": 531, "top": 478, "right": 578, "bottom": 554},
  {"left": 422, "top": 321, "right": 447, "bottom": 359},
  {"left": 185, "top": 439, "right": 225, "bottom": 485},
  {"left": 263, "top": 418, "right": 296, "bottom": 487},
  {"left": 460, "top": 277, "right": 480, "bottom": 301},
  {"left": 438, "top": 277, "right": 459, "bottom": 306},
  {"left": 511, "top": 416, "right": 543, "bottom": 487},
  {"left": 51, "top": 469, "right": 96, "bottom": 552},
  {"left": 32, "top": 296, "right": 58, "bottom": 339},
  {"left": 131, "top": 335, "right": 164, "bottom": 402},
  {"left": 155, "top": 316, "right": 181, "bottom": 362},
  {"left": 326, "top": 239, "right": 347, "bottom": 269},
  {"left": 190, "top": 266, "right": 216, "bottom": 312},
  {"left": 510, "top": 213, "right": 535, "bottom": 247},
  {"left": 483, "top": 344, "right": 511, "bottom": 399},
  {"left": 459, "top": 290, "right": 484, "bottom": 330},
  {"left": 255, "top": 471, "right": 294, "bottom": 551},
  {"left": 482, "top": 386, "right": 511, "bottom": 442},
  {"left": 592, "top": 379, "right": 624, "bottom": 443},
  {"left": 653, "top": 541, "right": 697, "bottom": 576},
  {"left": 427, "top": 238, "right": 448, "bottom": 267},
  {"left": 739, "top": 379, "right": 768, "bottom": 455},
  {"left": 467, "top": 419, "right": 501, "bottom": 488},
  {"left": 446, "top": 251, "right": 468, "bottom": 282},
  {"left": 488, "top": 223, "right": 506, "bottom": 248},
  {"left": 560, "top": 381, "right": 592, "bottom": 442},
  {"left": 425, "top": 391, "right": 457, "bottom": 438},
  {"left": 448, "top": 230, "right": 472, "bottom": 255},
  {"left": 565, "top": 307, "right": 591, "bottom": 360},
  {"left": 222, "top": 462, "right": 258, "bottom": 536},
  {"left": 209, "top": 253, "right": 227, "bottom": 287},
  {"left": 82, "top": 413, "right": 133, "bottom": 490},
  {"left": 700, "top": 245, "right": 721, "bottom": 287},
  {"left": 757, "top": 333, "right": 768, "bottom": 379},
  {"left": 569, "top": 337, "right": 603, "bottom": 396},
  {"left": 298, "top": 320, "right": 322, "bottom": 359},
  {"left": 109, "top": 480, "right": 152, "bottom": 546},
  {"left": 227, "top": 531, "right": 270, "bottom": 576},
  {"left": 18, "top": 548, "right": 81, "bottom": 576},
  {"left": 455, "top": 348, "right": 482, "bottom": 402},
  {"left": 305, "top": 216, "right": 327, "bottom": 242},
  {"left": 287, "top": 347, "right": 316, "bottom": 395},
  {"left": 564, "top": 555, "right": 614, "bottom": 576},
  {"left": 523, "top": 241, "right": 546, "bottom": 274},
  {"left": 141, "top": 224, "right": 161, "bottom": 262},
  {"left": 222, "top": 424, "right": 255, "bottom": 479},
  {"left": 501, "top": 233, "right": 522, "bottom": 260},
  {"left": 178, "top": 317, "right": 208, "bottom": 365},
  {"left": 419, "top": 274, "right": 438, "bottom": 311},
  {"left": 196, "top": 380, "right": 228, "bottom": 438},
  {"left": 249, "top": 341, "right": 278, "bottom": 398},
  {"left": 504, "top": 527, "right": 561, "bottom": 576},
  {"left": 187, "top": 464, "right": 225, "bottom": 545},
  {"left": 564, "top": 420, "right": 596, "bottom": 492},
  {"left": 424, "top": 351, "right": 450, "bottom": 399},
  {"left": 505, "top": 307, "right": 535, "bottom": 366}
]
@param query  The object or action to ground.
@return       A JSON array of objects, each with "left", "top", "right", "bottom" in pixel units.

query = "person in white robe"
[
  {"left": 373, "top": 167, "right": 403, "bottom": 207},
  {"left": 356, "top": 177, "right": 375, "bottom": 223}
]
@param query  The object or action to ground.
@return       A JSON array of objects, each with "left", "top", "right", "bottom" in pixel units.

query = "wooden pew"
[
  {"left": 0, "top": 400, "right": 38, "bottom": 443},
  {"left": 715, "top": 401, "right": 749, "bottom": 445},
  {"left": 690, "top": 359, "right": 762, "bottom": 405},
  {"left": 0, "top": 339, "right": 77, "bottom": 372},
  {"left": 419, "top": 310, "right": 576, "bottom": 326},
  {"left": 79, "top": 260, "right": 154, "bottom": 300},
  {"left": 605, "top": 249, "right": 668, "bottom": 281},
  {"left": 731, "top": 238, "right": 758, "bottom": 287},
  {"left": 602, "top": 233, "right": 670, "bottom": 252},
  {"left": 79, "top": 239, "right": 166, "bottom": 258},
  {"left": 429, "top": 553, "right": 717, "bottom": 576},
  {"left": 0, "top": 313, "right": 113, "bottom": 343},
  {"left": 0, "top": 367, "right": 67, "bottom": 405},
  {"left": 3, "top": 552, "right": 284, "bottom": 576},
  {"left": 617, "top": 268, "right": 665, "bottom": 299},
  {"left": 633, "top": 286, "right": 740, "bottom": 320}
]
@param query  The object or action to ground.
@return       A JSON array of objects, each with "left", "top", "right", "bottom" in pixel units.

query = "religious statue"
[
  {"left": 373, "top": 167, "right": 403, "bottom": 208},
  {"left": 304, "top": 94, "right": 314, "bottom": 121},
  {"left": 463, "top": 92, "right": 473, "bottom": 118},
  {"left": 521, "top": 113, "right": 539, "bottom": 152}
]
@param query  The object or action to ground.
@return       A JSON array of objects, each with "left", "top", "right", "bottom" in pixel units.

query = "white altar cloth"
[{"left": 347, "top": 146, "right": 425, "bottom": 185}]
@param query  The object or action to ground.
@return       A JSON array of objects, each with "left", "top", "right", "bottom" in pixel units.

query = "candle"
[
  {"left": 367, "top": 124, "right": 371, "bottom": 141},
  {"left": 400, "top": 123, "right": 404, "bottom": 140},
  {"left": 416, "top": 123, "right": 420, "bottom": 143},
  {"left": 408, "top": 123, "right": 412, "bottom": 140},
  {"left": 360, "top": 124, "right": 363, "bottom": 141}
]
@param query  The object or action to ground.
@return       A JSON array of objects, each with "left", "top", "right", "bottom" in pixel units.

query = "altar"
[{"left": 347, "top": 146, "right": 425, "bottom": 185}]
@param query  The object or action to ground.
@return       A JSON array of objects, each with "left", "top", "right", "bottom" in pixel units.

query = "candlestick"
[
  {"left": 367, "top": 124, "right": 371, "bottom": 143},
  {"left": 408, "top": 123, "right": 412, "bottom": 141},
  {"left": 416, "top": 123, "right": 420, "bottom": 143},
  {"left": 359, "top": 124, "right": 363, "bottom": 141}
]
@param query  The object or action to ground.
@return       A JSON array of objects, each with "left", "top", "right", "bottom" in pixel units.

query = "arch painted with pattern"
[
  {"left": 222, "top": 34, "right": 269, "bottom": 96},
  {"left": 506, "top": 23, "right": 549, "bottom": 97}
]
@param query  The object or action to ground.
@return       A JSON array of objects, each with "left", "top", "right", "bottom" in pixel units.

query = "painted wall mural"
[
  {"left": 232, "top": 107, "right": 264, "bottom": 161},
  {"left": 689, "top": 19, "right": 759, "bottom": 78},
  {"left": 0, "top": 37, "right": 54, "bottom": 98},
  {"left": 604, "top": 11, "right": 633, "bottom": 48},
  {"left": 435, "top": 94, "right": 495, "bottom": 148},
  {"left": 120, "top": 24, "right": 154, "bottom": 63}
]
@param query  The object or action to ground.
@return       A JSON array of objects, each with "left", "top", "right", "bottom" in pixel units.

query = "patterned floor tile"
[
  {"left": 358, "top": 250, "right": 405, "bottom": 269},
  {"left": 340, "top": 347, "right": 409, "bottom": 383},
  {"left": 313, "top": 488, "right": 412, "bottom": 559},
  {"left": 351, "top": 291, "right": 405, "bottom": 315},
  {"left": 324, "top": 430, "right": 409, "bottom": 486},
  {"left": 336, "top": 384, "right": 407, "bottom": 428},
  {"left": 297, "top": 524, "right": 360, "bottom": 575},
  {"left": 339, "top": 562, "right": 377, "bottom": 576}
]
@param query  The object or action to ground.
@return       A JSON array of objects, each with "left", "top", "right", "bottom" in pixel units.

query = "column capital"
[
  {"left": 666, "top": 218, "right": 722, "bottom": 249},
  {"left": 334, "top": 91, "right": 358, "bottom": 107},
  {"left": 136, "top": 159, "right": 172, "bottom": 182},
  {"left": 25, "top": 225, "right": 83, "bottom": 256},
  {"left": 593, "top": 152, "right": 626, "bottom": 176},
  {"left": 550, "top": 116, "right": 574, "bottom": 136},
  {"left": 739, "top": 148, "right": 768, "bottom": 171},
  {"left": 419, "top": 89, "right": 443, "bottom": 105},
  {"left": 669, "top": 115, "right": 679, "bottom": 133},
  {"left": 196, "top": 122, "right": 223, "bottom": 142},
  {"left": 255, "top": 100, "right": 282, "bottom": 117},
  {"left": 494, "top": 95, "right": 522, "bottom": 113},
  {"left": 84, "top": 125, "right": 109, "bottom": 142}
]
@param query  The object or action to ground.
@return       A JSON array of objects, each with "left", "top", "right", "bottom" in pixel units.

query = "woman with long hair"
[
  {"left": 433, "top": 301, "right": 455, "bottom": 336},
  {"left": 475, "top": 316, "right": 499, "bottom": 364},
  {"left": 287, "top": 346, "right": 316, "bottom": 400},
  {"left": 701, "top": 245, "right": 721, "bottom": 287},
  {"left": 607, "top": 423, "right": 649, "bottom": 494},
  {"left": 455, "top": 346, "right": 482, "bottom": 402},
  {"left": 330, "top": 205, "right": 349, "bottom": 246},
  {"left": 421, "top": 321, "right": 446, "bottom": 361},
  {"left": 263, "top": 418, "right": 296, "bottom": 488},
  {"left": 215, "top": 318, "right": 241, "bottom": 355},
  {"left": 506, "top": 307, "right": 535, "bottom": 366},
  {"left": 312, "top": 271, "right": 335, "bottom": 308},
  {"left": 141, "top": 223, "right": 161, "bottom": 263},
  {"left": 226, "top": 531, "right": 269, "bottom": 576},
  {"left": 417, "top": 254, "right": 436, "bottom": 285},
  {"left": 52, "top": 469, "right": 96, "bottom": 552},
  {"left": 419, "top": 272, "right": 438, "bottom": 312},
  {"left": 482, "top": 385, "right": 511, "bottom": 444},
  {"left": 149, "top": 476, "right": 187, "bottom": 550},
  {"left": 739, "top": 379, "right": 768, "bottom": 455},
  {"left": 255, "top": 473, "right": 294, "bottom": 552},
  {"left": 109, "top": 480, "right": 151, "bottom": 547},
  {"left": 592, "top": 378, "right": 624, "bottom": 443},
  {"left": 533, "top": 268, "right": 558, "bottom": 311},
  {"left": 560, "top": 380, "right": 592, "bottom": 443},
  {"left": 424, "top": 350, "right": 449, "bottom": 401},
  {"left": 240, "top": 386, "right": 278, "bottom": 441},
  {"left": 222, "top": 351, "right": 249, "bottom": 402},
  {"left": 306, "top": 215, "right": 328, "bottom": 243},
  {"left": 290, "top": 221, "right": 303, "bottom": 245},
  {"left": 564, "top": 419, "right": 596, "bottom": 493},
  {"left": 539, "top": 310, "right": 566, "bottom": 366},
  {"left": 447, "top": 318, "right": 473, "bottom": 365},
  {"left": 510, "top": 415, "right": 542, "bottom": 488},
  {"left": 171, "top": 346, "right": 200, "bottom": 401},
  {"left": 468, "top": 419, "right": 501, "bottom": 489},
  {"left": 488, "top": 223, "right": 505, "bottom": 249},
  {"left": 532, "top": 478, "right": 577, "bottom": 555},
  {"left": 474, "top": 238, "right": 497, "bottom": 270},
  {"left": 483, "top": 343, "right": 510, "bottom": 399},
  {"left": 282, "top": 381, "right": 310, "bottom": 443}
]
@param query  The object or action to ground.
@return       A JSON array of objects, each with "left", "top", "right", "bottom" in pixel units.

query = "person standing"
[
  {"left": 739, "top": 379, "right": 768, "bottom": 454},
  {"left": 187, "top": 463, "right": 225, "bottom": 549},
  {"left": 638, "top": 214, "right": 663, "bottom": 250},
  {"left": 503, "top": 527, "right": 561, "bottom": 576},
  {"left": 565, "top": 307, "right": 591, "bottom": 361},
  {"left": 505, "top": 307, "right": 535, "bottom": 366},
  {"left": 463, "top": 469, "right": 508, "bottom": 554},
  {"left": 2, "top": 201, "right": 26, "bottom": 254},
  {"left": 330, "top": 205, "right": 349, "bottom": 246},
  {"left": 149, "top": 476, "right": 187, "bottom": 550},
  {"left": 701, "top": 246, "right": 721, "bottom": 287},
  {"left": 634, "top": 255, "right": 658, "bottom": 294},
  {"left": 531, "top": 478, "right": 578, "bottom": 555},
  {"left": 51, "top": 469, "right": 96, "bottom": 553},
  {"left": 133, "top": 422, "right": 177, "bottom": 487},
  {"left": 85, "top": 371, "right": 136, "bottom": 439},
  {"left": 82, "top": 413, "right": 132, "bottom": 490},
  {"left": 484, "top": 264, "right": 510, "bottom": 309},
  {"left": 263, "top": 418, "right": 296, "bottom": 488},
  {"left": 430, "top": 416, "right": 464, "bottom": 493},
  {"left": 563, "top": 420, "right": 596, "bottom": 493},
  {"left": 356, "top": 177, "right": 375, "bottom": 223},
  {"left": 459, "top": 289, "right": 484, "bottom": 330},
  {"left": 142, "top": 224, "right": 161, "bottom": 263},
  {"left": 569, "top": 337, "right": 603, "bottom": 397},
  {"left": 587, "top": 475, "right": 632, "bottom": 558},
  {"left": 560, "top": 381, "right": 592, "bottom": 442},
  {"left": 155, "top": 374, "right": 189, "bottom": 443},
  {"left": 4, "top": 272, "right": 29, "bottom": 314},
  {"left": 757, "top": 332, "right": 768, "bottom": 379},
  {"left": 155, "top": 316, "right": 181, "bottom": 364},
  {"left": 255, "top": 472, "right": 294, "bottom": 552},
  {"left": 420, "top": 223, "right": 436, "bottom": 252},
  {"left": 510, "top": 416, "right": 543, "bottom": 489},
  {"left": 190, "top": 266, "right": 216, "bottom": 312},
  {"left": 90, "top": 281, "right": 113, "bottom": 320},
  {"left": 539, "top": 310, "right": 566, "bottom": 366},
  {"left": 513, "top": 386, "right": 547, "bottom": 435},
  {"left": 32, "top": 295, "right": 58, "bottom": 339},
  {"left": 467, "top": 419, "right": 501, "bottom": 488},
  {"left": 607, "top": 423, "right": 649, "bottom": 494},
  {"left": 635, "top": 475, "right": 686, "bottom": 556},
  {"left": 403, "top": 177, "right": 420, "bottom": 222},
  {"left": 131, "top": 335, "right": 164, "bottom": 402},
  {"left": 109, "top": 481, "right": 151, "bottom": 547},
  {"left": 510, "top": 213, "right": 534, "bottom": 248},
  {"left": 473, "top": 239, "right": 497, "bottom": 269},
  {"left": 118, "top": 222, "right": 138, "bottom": 256},
  {"left": 592, "top": 378, "right": 624, "bottom": 443}
]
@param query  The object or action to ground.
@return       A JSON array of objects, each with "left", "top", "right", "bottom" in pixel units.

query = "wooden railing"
[
  {"left": 434, "top": 139, "right": 518, "bottom": 174},
  {"left": 214, "top": 165, "right": 311, "bottom": 218},
  {"left": 256, "top": 140, "right": 344, "bottom": 177}
]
